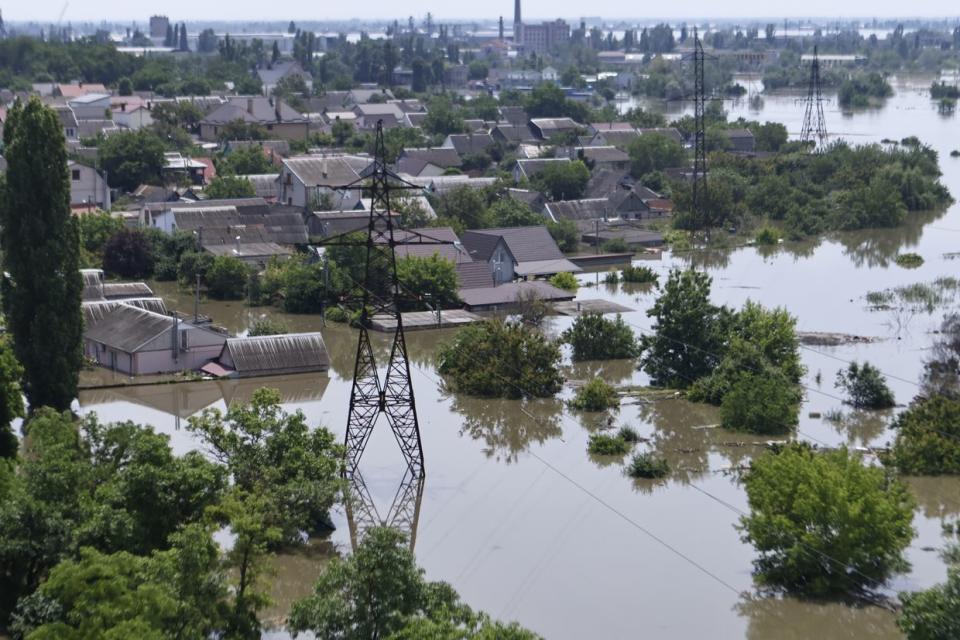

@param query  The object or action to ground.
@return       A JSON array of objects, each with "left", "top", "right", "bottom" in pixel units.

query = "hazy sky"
[{"left": 5, "top": 0, "right": 960, "bottom": 24}]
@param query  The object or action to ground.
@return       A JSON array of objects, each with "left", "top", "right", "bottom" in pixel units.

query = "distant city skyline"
[{"left": 3, "top": 1, "right": 960, "bottom": 25}]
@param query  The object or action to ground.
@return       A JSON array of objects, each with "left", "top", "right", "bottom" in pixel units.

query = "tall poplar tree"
[{"left": 0, "top": 98, "right": 83, "bottom": 411}]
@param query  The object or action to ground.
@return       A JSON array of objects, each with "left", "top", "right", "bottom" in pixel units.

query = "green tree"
[
  {"left": 77, "top": 211, "right": 125, "bottom": 259},
  {"left": 0, "top": 98, "right": 83, "bottom": 411},
  {"left": 247, "top": 318, "right": 289, "bottom": 337},
  {"left": 437, "top": 319, "right": 563, "bottom": 398},
  {"left": 548, "top": 271, "right": 578, "bottom": 292},
  {"left": 396, "top": 254, "right": 460, "bottom": 311},
  {"left": 0, "top": 335, "right": 23, "bottom": 460},
  {"left": 561, "top": 313, "right": 640, "bottom": 361},
  {"left": 435, "top": 185, "right": 492, "bottom": 230},
  {"left": 102, "top": 228, "right": 156, "bottom": 278},
  {"left": 217, "top": 145, "right": 274, "bottom": 175},
  {"left": 627, "top": 133, "right": 686, "bottom": 178},
  {"left": 489, "top": 198, "right": 542, "bottom": 227},
  {"left": 205, "top": 175, "right": 256, "bottom": 199},
  {"left": 331, "top": 119, "right": 354, "bottom": 146},
  {"left": 546, "top": 219, "right": 579, "bottom": 252},
  {"left": 569, "top": 378, "right": 619, "bottom": 411},
  {"left": 639, "top": 269, "right": 729, "bottom": 388},
  {"left": 422, "top": 96, "right": 465, "bottom": 137},
  {"left": 290, "top": 527, "right": 541, "bottom": 640},
  {"left": 738, "top": 444, "right": 914, "bottom": 597},
  {"left": 835, "top": 361, "right": 896, "bottom": 409},
  {"left": 533, "top": 160, "right": 590, "bottom": 201},
  {"left": 117, "top": 76, "right": 133, "bottom": 96},
  {"left": 890, "top": 395, "right": 960, "bottom": 474},
  {"left": 751, "top": 121, "right": 788, "bottom": 152},
  {"left": 719, "top": 372, "right": 799, "bottom": 434},
  {"left": 187, "top": 388, "right": 343, "bottom": 543},
  {"left": 99, "top": 129, "right": 168, "bottom": 192},
  {"left": 899, "top": 569, "right": 960, "bottom": 640}
]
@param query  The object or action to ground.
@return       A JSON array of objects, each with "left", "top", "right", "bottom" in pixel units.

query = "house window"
[
  {"left": 71, "top": 169, "right": 81, "bottom": 181},
  {"left": 66, "top": 128, "right": 75, "bottom": 138},
  {"left": 267, "top": 124, "right": 274, "bottom": 131}
]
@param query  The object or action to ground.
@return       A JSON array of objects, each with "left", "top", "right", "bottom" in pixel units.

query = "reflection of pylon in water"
[
  {"left": 346, "top": 466, "right": 424, "bottom": 551},
  {"left": 800, "top": 45, "right": 828, "bottom": 150}
]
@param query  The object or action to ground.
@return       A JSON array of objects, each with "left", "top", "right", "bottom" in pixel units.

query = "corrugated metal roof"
[
  {"left": 545, "top": 199, "right": 611, "bottom": 221},
  {"left": 514, "top": 258, "right": 583, "bottom": 277},
  {"left": 84, "top": 305, "right": 175, "bottom": 353},
  {"left": 173, "top": 207, "right": 307, "bottom": 245},
  {"left": 459, "top": 281, "right": 575, "bottom": 308},
  {"left": 283, "top": 156, "right": 359, "bottom": 187},
  {"left": 205, "top": 242, "right": 292, "bottom": 258},
  {"left": 223, "top": 332, "right": 329, "bottom": 376},
  {"left": 102, "top": 282, "right": 154, "bottom": 300}
]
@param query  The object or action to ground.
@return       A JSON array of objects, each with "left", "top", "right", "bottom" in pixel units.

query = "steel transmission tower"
[
  {"left": 692, "top": 28, "right": 708, "bottom": 227},
  {"left": 800, "top": 45, "right": 828, "bottom": 149},
  {"left": 346, "top": 466, "right": 424, "bottom": 551},
  {"left": 326, "top": 121, "right": 432, "bottom": 481}
]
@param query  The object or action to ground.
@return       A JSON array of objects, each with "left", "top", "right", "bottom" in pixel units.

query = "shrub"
[
  {"left": 620, "top": 264, "right": 658, "bottom": 284},
  {"left": 568, "top": 379, "right": 619, "bottom": 411},
  {"left": 617, "top": 426, "right": 641, "bottom": 443},
  {"left": 601, "top": 237, "right": 630, "bottom": 253},
  {"left": 325, "top": 306, "right": 349, "bottom": 323},
  {"left": 625, "top": 452, "right": 670, "bottom": 478},
  {"left": 436, "top": 320, "right": 563, "bottom": 398},
  {"left": 754, "top": 226, "right": 780, "bottom": 245},
  {"left": 895, "top": 253, "right": 924, "bottom": 268},
  {"left": 247, "top": 318, "right": 288, "bottom": 337},
  {"left": 204, "top": 256, "right": 249, "bottom": 300},
  {"left": 890, "top": 395, "right": 960, "bottom": 474},
  {"left": 549, "top": 271, "right": 579, "bottom": 292},
  {"left": 587, "top": 433, "right": 631, "bottom": 456},
  {"left": 720, "top": 372, "right": 800, "bottom": 435},
  {"left": 560, "top": 313, "right": 640, "bottom": 361},
  {"left": 835, "top": 361, "right": 895, "bottom": 409},
  {"left": 603, "top": 270, "right": 620, "bottom": 284},
  {"left": 738, "top": 443, "right": 914, "bottom": 597}
]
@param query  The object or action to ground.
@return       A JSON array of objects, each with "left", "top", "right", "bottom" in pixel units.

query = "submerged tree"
[
  {"left": 561, "top": 313, "right": 640, "bottom": 361},
  {"left": 835, "top": 361, "right": 896, "bottom": 409},
  {"left": 739, "top": 443, "right": 914, "bottom": 597},
  {"left": 0, "top": 97, "right": 83, "bottom": 411}
]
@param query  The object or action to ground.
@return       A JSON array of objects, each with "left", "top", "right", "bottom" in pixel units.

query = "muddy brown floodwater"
[{"left": 78, "top": 76, "right": 960, "bottom": 639}]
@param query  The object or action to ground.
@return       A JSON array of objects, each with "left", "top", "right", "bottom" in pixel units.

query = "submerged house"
[
  {"left": 204, "top": 332, "right": 330, "bottom": 378},
  {"left": 83, "top": 303, "right": 227, "bottom": 375}
]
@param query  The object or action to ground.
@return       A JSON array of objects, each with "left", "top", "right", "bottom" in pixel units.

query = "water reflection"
[
  {"left": 635, "top": 397, "right": 720, "bottom": 482},
  {"left": 835, "top": 208, "right": 946, "bottom": 268},
  {"left": 566, "top": 359, "right": 636, "bottom": 386},
  {"left": 904, "top": 476, "right": 960, "bottom": 520},
  {"left": 345, "top": 466, "right": 424, "bottom": 552},
  {"left": 824, "top": 410, "right": 892, "bottom": 447},
  {"left": 450, "top": 395, "right": 564, "bottom": 463},
  {"left": 79, "top": 373, "right": 330, "bottom": 426},
  {"left": 737, "top": 595, "right": 901, "bottom": 640}
]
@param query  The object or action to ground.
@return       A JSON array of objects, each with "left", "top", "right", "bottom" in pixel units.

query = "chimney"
[
  {"left": 274, "top": 98, "right": 281, "bottom": 122},
  {"left": 247, "top": 98, "right": 254, "bottom": 115},
  {"left": 120, "top": 102, "right": 126, "bottom": 112}
]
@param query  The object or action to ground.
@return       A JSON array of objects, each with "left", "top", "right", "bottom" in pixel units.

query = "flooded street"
[{"left": 79, "top": 77, "right": 960, "bottom": 639}]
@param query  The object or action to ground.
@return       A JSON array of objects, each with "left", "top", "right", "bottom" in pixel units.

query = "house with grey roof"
[
  {"left": 199, "top": 97, "right": 309, "bottom": 141},
  {"left": 348, "top": 87, "right": 395, "bottom": 104},
  {"left": 544, "top": 198, "right": 613, "bottom": 222},
  {"left": 145, "top": 198, "right": 308, "bottom": 245},
  {"left": 461, "top": 225, "right": 582, "bottom": 280},
  {"left": 724, "top": 128, "right": 756, "bottom": 153},
  {"left": 589, "top": 128, "right": 641, "bottom": 148},
  {"left": 637, "top": 127, "right": 685, "bottom": 145},
  {"left": 442, "top": 132, "right": 497, "bottom": 157},
  {"left": 491, "top": 123, "right": 539, "bottom": 146},
  {"left": 498, "top": 106, "right": 529, "bottom": 126},
  {"left": 83, "top": 303, "right": 227, "bottom": 375},
  {"left": 393, "top": 227, "right": 471, "bottom": 263},
  {"left": 574, "top": 146, "right": 630, "bottom": 170},
  {"left": 204, "top": 241, "right": 293, "bottom": 267},
  {"left": 395, "top": 147, "right": 462, "bottom": 177},
  {"left": 353, "top": 103, "right": 406, "bottom": 129},
  {"left": 278, "top": 156, "right": 361, "bottom": 210},
  {"left": 459, "top": 280, "right": 575, "bottom": 311},
  {"left": 237, "top": 173, "right": 280, "bottom": 200},
  {"left": 257, "top": 61, "right": 313, "bottom": 96},
  {"left": 529, "top": 117, "right": 584, "bottom": 140}
]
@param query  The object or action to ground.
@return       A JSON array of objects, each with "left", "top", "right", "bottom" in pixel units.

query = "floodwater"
[{"left": 77, "top": 77, "right": 960, "bottom": 639}]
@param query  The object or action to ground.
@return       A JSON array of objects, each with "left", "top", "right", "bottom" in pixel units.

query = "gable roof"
[
  {"left": 445, "top": 133, "right": 496, "bottom": 156},
  {"left": 577, "top": 146, "right": 630, "bottom": 163},
  {"left": 545, "top": 198, "right": 613, "bottom": 221},
  {"left": 257, "top": 61, "right": 312, "bottom": 86},
  {"left": 282, "top": 156, "right": 359, "bottom": 188},
  {"left": 462, "top": 226, "right": 563, "bottom": 263},
  {"left": 221, "top": 332, "right": 329, "bottom": 376},
  {"left": 455, "top": 261, "right": 496, "bottom": 290},
  {"left": 498, "top": 106, "right": 528, "bottom": 126},
  {"left": 514, "top": 157, "right": 570, "bottom": 180},
  {"left": 84, "top": 305, "right": 175, "bottom": 353},
  {"left": 396, "top": 148, "right": 462, "bottom": 175},
  {"left": 586, "top": 169, "right": 635, "bottom": 199},
  {"left": 394, "top": 227, "right": 470, "bottom": 263},
  {"left": 492, "top": 123, "right": 538, "bottom": 144},
  {"left": 169, "top": 204, "right": 307, "bottom": 245},
  {"left": 202, "top": 97, "right": 306, "bottom": 125},
  {"left": 530, "top": 117, "right": 583, "bottom": 139},
  {"left": 637, "top": 127, "right": 684, "bottom": 144},
  {"left": 591, "top": 128, "right": 641, "bottom": 148}
]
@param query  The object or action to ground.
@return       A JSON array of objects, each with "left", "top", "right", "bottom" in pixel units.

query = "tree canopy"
[
  {"left": 99, "top": 129, "right": 168, "bottom": 192},
  {"left": 561, "top": 313, "right": 640, "bottom": 361}
]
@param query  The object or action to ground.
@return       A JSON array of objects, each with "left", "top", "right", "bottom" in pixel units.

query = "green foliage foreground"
[
  {"left": 739, "top": 444, "right": 914, "bottom": 597},
  {"left": 289, "top": 527, "right": 541, "bottom": 640}
]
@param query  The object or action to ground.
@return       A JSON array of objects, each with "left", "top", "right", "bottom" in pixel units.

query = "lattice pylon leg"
[{"left": 344, "top": 326, "right": 382, "bottom": 476}]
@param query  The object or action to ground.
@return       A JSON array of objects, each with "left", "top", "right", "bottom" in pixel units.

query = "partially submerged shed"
[{"left": 213, "top": 332, "right": 330, "bottom": 378}]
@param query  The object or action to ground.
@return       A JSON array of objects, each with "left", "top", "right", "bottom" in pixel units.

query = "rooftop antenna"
[{"left": 800, "top": 45, "right": 828, "bottom": 150}]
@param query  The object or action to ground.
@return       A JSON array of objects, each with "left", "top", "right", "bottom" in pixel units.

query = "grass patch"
[
  {"left": 625, "top": 452, "right": 671, "bottom": 478},
  {"left": 894, "top": 253, "right": 924, "bottom": 268},
  {"left": 603, "top": 269, "right": 620, "bottom": 284},
  {"left": 588, "top": 433, "right": 632, "bottom": 456},
  {"left": 620, "top": 264, "right": 658, "bottom": 284},
  {"left": 617, "top": 426, "right": 641, "bottom": 443},
  {"left": 326, "top": 306, "right": 350, "bottom": 323},
  {"left": 866, "top": 278, "right": 960, "bottom": 313}
]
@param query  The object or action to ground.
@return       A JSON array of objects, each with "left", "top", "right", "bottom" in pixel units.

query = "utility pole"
[{"left": 194, "top": 272, "right": 200, "bottom": 322}]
